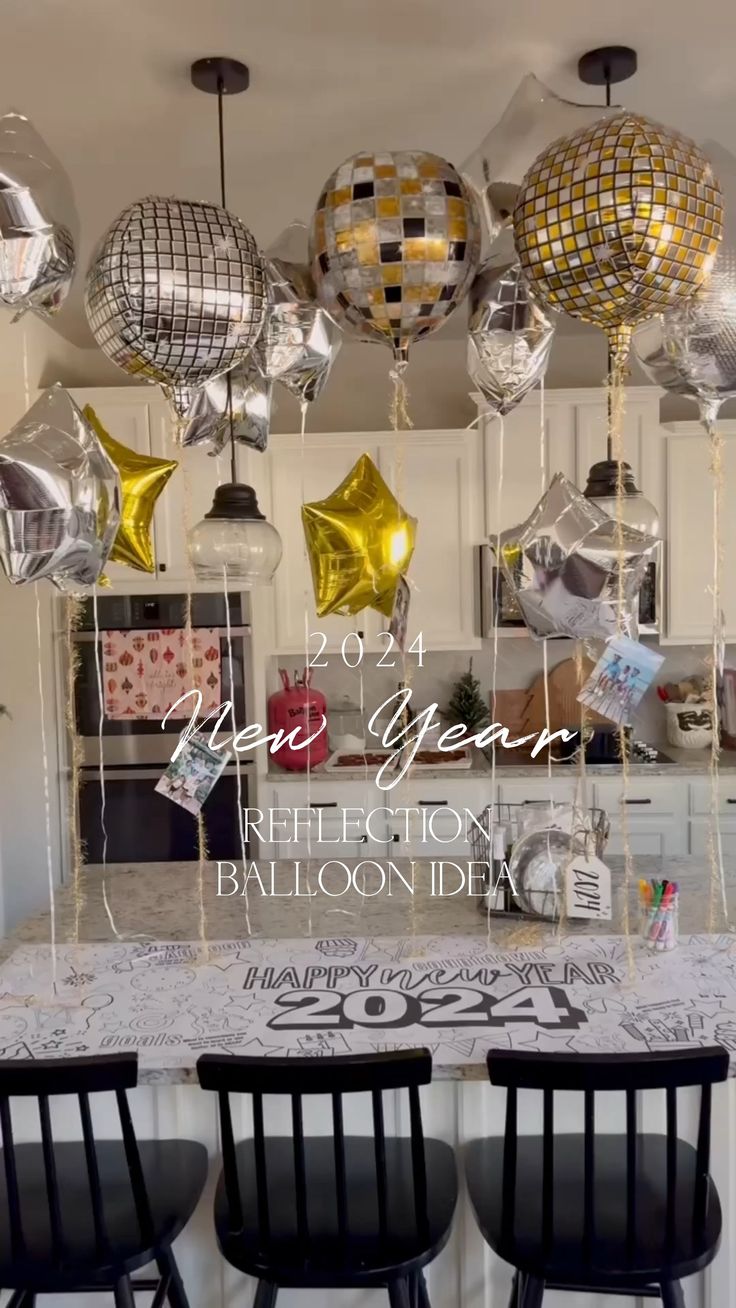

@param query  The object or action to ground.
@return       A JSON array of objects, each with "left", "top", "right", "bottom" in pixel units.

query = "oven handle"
[
  {"left": 72, "top": 627, "right": 251, "bottom": 642},
  {"left": 80, "top": 765, "right": 249, "bottom": 781}
]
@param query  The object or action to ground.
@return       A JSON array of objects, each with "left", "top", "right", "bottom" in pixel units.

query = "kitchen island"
[{"left": 2, "top": 859, "right": 735, "bottom": 1308}]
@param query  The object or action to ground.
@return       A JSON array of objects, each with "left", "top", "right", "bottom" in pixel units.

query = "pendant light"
[
  {"left": 578, "top": 47, "right": 660, "bottom": 537},
  {"left": 187, "top": 57, "right": 283, "bottom": 585}
]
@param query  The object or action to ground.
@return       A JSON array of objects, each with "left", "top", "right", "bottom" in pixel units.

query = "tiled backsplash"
[{"left": 268, "top": 639, "right": 731, "bottom": 745}]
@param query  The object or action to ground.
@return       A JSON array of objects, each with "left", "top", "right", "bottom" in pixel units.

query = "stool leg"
[
  {"left": 660, "top": 1283, "right": 685, "bottom": 1308},
  {"left": 253, "top": 1282, "right": 279, "bottom": 1308},
  {"left": 113, "top": 1276, "right": 135, "bottom": 1308},
  {"left": 520, "top": 1276, "right": 545, "bottom": 1308},
  {"left": 388, "top": 1277, "right": 412, "bottom": 1308},
  {"left": 415, "top": 1269, "right": 430, "bottom": 1308},
  {"left": 156, "top": 1249, "right": 191, "bottom": 1308}
]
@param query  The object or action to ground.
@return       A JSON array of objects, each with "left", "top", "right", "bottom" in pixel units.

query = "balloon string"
[
  {"left": 486, "top": 412, "right": 504, "bottom": 942},
  {"left": 223, "top": 563, "right": 251, "bottom": 937},
  {"left": 64, "top": 596, "right": 85, "bottom": 943},
  {"left": 92, "top": 586, "right": 122, "bottom": 940},
  {"left": 299, "top": 398, "right": 314, "bottom": 936},
  {"left": 609, "top": 344, "right": 634, "bottom": 974},
  {"left": 35, "top": 589, "right": 57, "bottom": 989},
  {"left": 181, "top": 458, "right": 210, "bottom": 961},
  {"left": 539, "top": 375, "right": 546, "bottom": 494},
  {"left": 389, "top": 360, "right": 413, "bottom": 433},
  {"left": 22, "top": 321, "right": 31, "bottom": 410},
  {"left": 706, "top": 414, "right": 727, "bottom": 929}
]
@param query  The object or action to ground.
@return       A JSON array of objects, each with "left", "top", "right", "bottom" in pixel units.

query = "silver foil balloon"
[
  {"left": 177, "top": 347, "right": 272, "bottom": 454},
  {"left": 634, "top": 251, "right": 736, "bottom": 425},
  {"left": 0, "top": 112, "right": 77, "bottom": 319},
  {"left": 0, "top": 386, "right": 121, "bottom": 587},
  {"left": 85, "top": 197, "right": 267, "bottom": 389},
  {"left": 497, "top": 473, "right": 658, "bottom": 641},
  {"left": 461, "top": 74, "right": 617, "bottom": 256},
  {"left": 262, "top": 254, "right": 341, "bottom": 404},
  {"left": 467, "top": 260, "right": 555, "bottom": 414}
]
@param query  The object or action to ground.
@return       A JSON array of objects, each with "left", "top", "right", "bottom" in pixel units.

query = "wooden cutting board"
[{"left": 520, "top": 656, "right": 609, "bottom": 736}]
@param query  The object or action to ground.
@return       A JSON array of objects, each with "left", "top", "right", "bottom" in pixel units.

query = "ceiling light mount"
[
  {"left": 190, "top": 57, "right": 250, "bottom": 97},
  {"left": 578, "top": 46, "right": 638, "bottom": 92}
]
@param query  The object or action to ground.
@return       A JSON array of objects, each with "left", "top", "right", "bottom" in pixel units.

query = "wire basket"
[{"left": 470, "top": 802, "right": 610, "bottom": 920}]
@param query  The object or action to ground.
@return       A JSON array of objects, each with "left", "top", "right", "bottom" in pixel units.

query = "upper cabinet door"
[
  {"left": 482, "top": 395, "right": 576, "bottom": 536},
  {"left": 377, "top": 430, "right": 482, "bottom": 651},
  {"left": 267, "top": 432, "right": 382, "bottom": 651},
  {"left": 664, "top": 425, "right": 736, "bottom": 643}
]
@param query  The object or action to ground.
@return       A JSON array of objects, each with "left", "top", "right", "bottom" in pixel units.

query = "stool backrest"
[
  {"left": 0, "top": 1053, "right": 152, "bottom": 1259},
  {"left": 197, "top": 1049, "right": 432, "bottom": 1241},
  {"left": 486, "top": 1046, "right": 728, "bottom": 1253}
]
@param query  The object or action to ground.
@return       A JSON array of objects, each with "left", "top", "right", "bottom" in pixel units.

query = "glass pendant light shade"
[
  {"left": 583, "top": 460, "right": 660, "bottom": 536},
  {"left": 188, "top": 483, "right": 283, "bottom": 585}
]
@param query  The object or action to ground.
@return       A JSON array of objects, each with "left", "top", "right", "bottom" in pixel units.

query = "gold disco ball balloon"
[
  {"left": 513, "top": 111, "right": 723, "bottom": 357},
  {"left": 310, "top": 150, "right": 481, "bottom": 363}
]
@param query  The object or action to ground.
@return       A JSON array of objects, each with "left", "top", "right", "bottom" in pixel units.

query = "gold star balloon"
[
  {"left": 83, "top": 406, "right": 178, "bottom": 573},
  {"left": 513, "top": 112, "right": 723, "bottom": 360},
  {"left": 302, "top": 454, "right": 416, "bottom": 617}
]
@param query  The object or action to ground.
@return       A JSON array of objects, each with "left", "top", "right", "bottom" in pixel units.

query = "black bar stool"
[
  {"left": 0, "top": 1053, "right": 207, "bottom": 1305},
  {"left": 197, "top": 1048, "right": 457, "bottom": 1307},
  {"left": 464, "top": 1047, "right": 728, "bottom": 1307}
]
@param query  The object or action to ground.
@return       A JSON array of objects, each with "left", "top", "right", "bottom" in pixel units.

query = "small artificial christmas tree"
[{"left": 446, "top": 659, "right": 489, "bottom": 733}]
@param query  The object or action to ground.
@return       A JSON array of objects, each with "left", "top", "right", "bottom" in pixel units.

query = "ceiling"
[{"left": 6, "top": 0, "right": 736, "bottom": 348}]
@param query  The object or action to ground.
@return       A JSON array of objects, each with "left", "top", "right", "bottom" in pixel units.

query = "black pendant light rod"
[
  {"left": 578, "top": 46, "right": 638, "bottom": 460},
  {"left": 191, "top": 56, "right": 251, "bottom": 486}
]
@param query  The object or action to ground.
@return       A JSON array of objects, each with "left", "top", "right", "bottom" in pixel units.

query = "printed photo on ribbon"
[
  {"left": 577, "top": 635, "right": 665, "bottom": 727},
  {"left": 155, "top": 734, "right": 231, "bottom": 816},
  {"left": 389, "top": 575, "right": 411, "bottom": 652}
]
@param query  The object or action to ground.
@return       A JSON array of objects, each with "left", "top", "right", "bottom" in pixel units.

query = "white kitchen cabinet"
[
  {"left": 663, "top": 422, "right": 736, "bottom": 643},
  {"left": 482, "top": 392, "right": 576, "bottom": 537},
  {"left": 265, "top": 429, "right": 482, "bottom": 654},
  {"left": 377, "top": 430, "right": 482, "bottom": 650},
  {"left": 497, "top": 775, "right": 581, "bottom": 809},
  {"left": 689, "top": 776, "right": 736, "bottom": 857},
  {"left": 259, "top": 775, "right": 492, "bottom": 860},
  {"left": 593, "top": 776, "right": 689, "bottom": 857}
]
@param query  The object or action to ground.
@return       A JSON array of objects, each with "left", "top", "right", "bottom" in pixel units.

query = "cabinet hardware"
[
  {"left": 624, "top": 798, "right": 652, "bottom": 805},
  {"left": 159, "top": 562, "right": 167, "bottom": 572},
  {"left": 727, "top": 799, "right": 736, "bottom": 805},
  {"left": 419, "top": 799, "right": 448, "bottom": 807},
  {"left": 391, "top": 833, "right": 400, "bottom": 842},
  {"left": 310, "top": 802, "right": 338, "bottom": 809}
]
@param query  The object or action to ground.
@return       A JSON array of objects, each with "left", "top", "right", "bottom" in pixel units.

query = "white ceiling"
[{"left": 7, "top": 0, "right": 736, "bottom": 346}]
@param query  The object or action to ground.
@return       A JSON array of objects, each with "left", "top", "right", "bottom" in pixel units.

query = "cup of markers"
[{"left": 639, "top": 879, "right": 678, "bottom": 952}]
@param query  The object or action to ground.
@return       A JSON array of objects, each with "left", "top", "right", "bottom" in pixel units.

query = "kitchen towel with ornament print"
[{"left": 102, "top": 629, "right": 222, "bottom": 720}]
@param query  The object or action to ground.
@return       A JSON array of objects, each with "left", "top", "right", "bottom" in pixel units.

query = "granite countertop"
[
  {"left": 1, "top": 857, "right": 735, "bottom": 1084},
  {"left": 266, "top": 743, "right": 736, "bottom": 782}
]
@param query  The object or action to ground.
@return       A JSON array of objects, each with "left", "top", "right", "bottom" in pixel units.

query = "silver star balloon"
[
  {"left": 0, "top": 112, "right": 78, "bottom": 319},
  {"left": 261, "top": 249, "right": 341, "bottom": 404},
  {"left": 460, "top": 74, "right": 618, "bottom": 255},
  {"left": 176, "top": 347, "right": 272, "bottom": 454},
  {"left": 0, "top": 386, "right": 121, "bottom": 587},
  {"left": 634, "top": 251, "right": 736, "bottom": 426},
  {"left": 85, "top": 197, "right": 267, "bottom": 390},
  {"left": 467, "top": 260, "right": 555, "bottom": 415},
  {"left": 496, "top": 473, "right": 658, "bottom": 641}
]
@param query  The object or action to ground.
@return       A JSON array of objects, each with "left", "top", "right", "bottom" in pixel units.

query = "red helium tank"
[{"left": 267, "top": 668, "right": 328, "bottom": 771}]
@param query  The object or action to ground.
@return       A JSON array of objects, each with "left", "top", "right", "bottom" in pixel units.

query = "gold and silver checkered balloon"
[
  {"left": 85, "top": 197, "right": 267, "bottom": 391},
  {"left": 513, "top": 112, "right": 723, "bottom": 359},
  {"left": 310, "top": 150, "right": 481, "bottom": 362}
]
